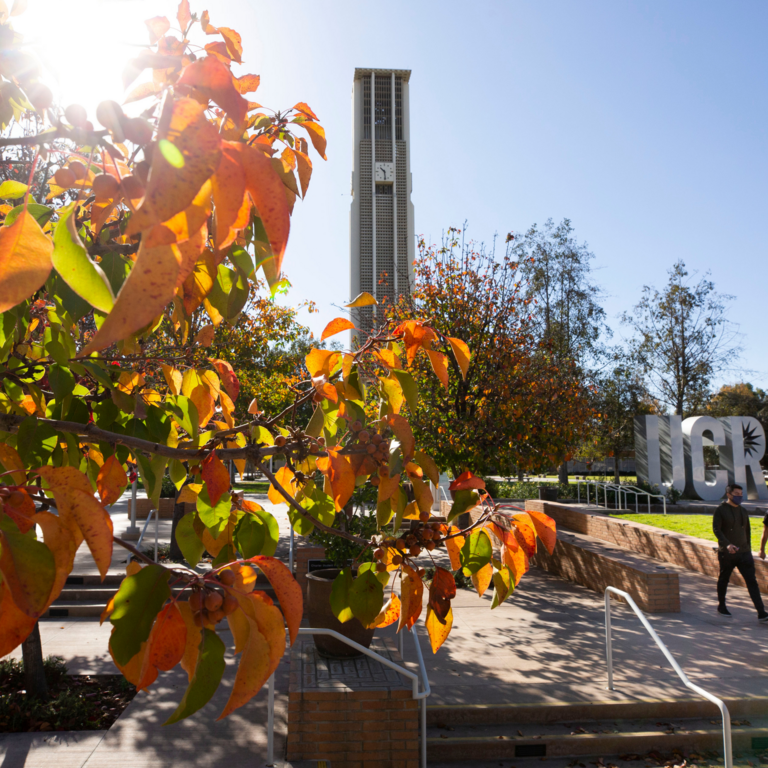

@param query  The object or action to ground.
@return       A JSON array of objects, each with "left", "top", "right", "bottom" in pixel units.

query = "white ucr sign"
[{"left": 634, "top": 415, "right": 767, "bottom": 501}]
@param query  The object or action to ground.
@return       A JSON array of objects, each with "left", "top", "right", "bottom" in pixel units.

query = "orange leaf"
[
  {"left": 293, "top": 102, "right": 319, "bottom": 121},
  {"left": 143, "top": 178, "right": 213, "bottom": 248},
  {"left": 527, "top": 508, "right": 557, "bottom": 555},
  {"left": 411, "top": 476, "right": 433, "bottom": 514},
  {"left": 177, "top": 56, "right": 248, "bottom": 127},
  {"left": 137, "top": 602, "right": 187, "bottom": 691},
  {"left": 211, "top": 358, "right": 239, "bottom": 400},
  {"left": 247, "top": 556, "right": 302, "bottom": 645},
  {"left": 200, "top": 9, "right": 217, "bottom": 34},
  {"left": 427, "top": 350, "right": 449, "bottom": 390},
  {"left": 383, "top": 413, "right": 415, "bottom": 462},
  {"left": 176, "top": 601, "right": 202, "bottom": 682},
  {"left": 397, "top": 565, "right": 423, "bottom": 632},
  {"left": 485, "top": 520, "right": 518, "bottom": 553},
  {"left": 202, "top": 453, "right": 230, "bottom": 506},
  {"left": 161, "top": 364, "right": 183, "bottom": 396},
  {"left": 97, "top": 455, "right": 128, "bottom": 506},
  {"left": 316, "top": 449, "right": 355, "bottom": 512},
  {"left": 449, "top": 471, "right": 485, "bottom": 492},
  {"left": 502, "top": 543, "right": 529, "bottom": 586},
  {"left": 0, "top": 580, "right": 36, "bottom": 657},
  {"left": 0, "top": 210, "right": 53, "bottom": 313},
  {"left": 377, "top": 468, "right": 400, "bottom": 505},
  {"left": 37, "top": 466, "right": 114, "bottom": 580},
  {"left": 79, "top": 240, "right": 181, "bottom": 356},
  {"left": 126, "top": 97, "right": 222, "bottom": 237},
  {"left": 218, "top": 27, "right": 243, "bottom": 63},
  {"left": 428, "top": 566, "right": 455, "bottom": 624},
  {"left": 177, "top": 0, "right": 191, "bottom": 30},
  {"left": 267, "top": 465, "right": 296, "bottom": 506},
  {"left": 33, "top": 510, "right": 78, "bottom": 611},
  {"left": 190, "top": 384, "right": 215, "bottom": 428},
  {"left": 235, "top": 142, "right": 291, "bottom": 285},
  {"left": 2, "top": 490, "right": 36, "bottom": 534},
  {"left": 447, "top": 337, "right": 471, "bottom": 380},
  {"left": 366, "top": 593, "right": 401, "bottom": 629},
  {"left": 425, "top": 605, "right": 453, "bottom": 652},
  {"left": 297, "top": 120, "right": 327, "bottom": 160},
  {"left": 444, "top": 527, "right": 465, "bottom": 571},
  {"left": 321, "top": 317, "right": 355, "bottom": 341},
  {"left": 212, "top": 144, "right": 249, "bottom": 250},
  {"left": 145, "top": 15, "right": 170, "bottom": 44},
  {"left": 305, "top": 348, "right": 340, "bottom": 378},
  {"left": 511, "top": 513, "right": 537, "bottom": 557},
  {"left": 236, "top": 74, "right": 260, "bottom": 94},
  {"left": 471, "top": 562, "right": 493, "bottom": 597},
  {"left": 0, "top": 444, "right": 25, "bottom": 485},
  {"left": 294, "top": 149, "right": 312, "bottom": 198}
]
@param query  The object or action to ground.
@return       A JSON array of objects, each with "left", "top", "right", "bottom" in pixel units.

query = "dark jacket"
[{"left": 713, "top": 502, "right": 751, "bottom": 553}]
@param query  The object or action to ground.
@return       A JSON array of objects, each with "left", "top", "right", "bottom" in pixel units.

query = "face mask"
[{"left": 731, "top": 496, "right": 743, "bottom": 505}]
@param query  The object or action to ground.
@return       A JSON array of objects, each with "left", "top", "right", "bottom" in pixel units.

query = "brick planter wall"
[
  {"left": 287, "top": 636, "right": 419, "bottom": 768},
  {"left": 527, "top": 500, "right": 768, "bottom": 594}
]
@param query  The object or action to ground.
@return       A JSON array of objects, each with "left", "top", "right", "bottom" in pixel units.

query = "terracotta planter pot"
[{"left": 306, "top": 568, "right": 374, "bottom": 659}]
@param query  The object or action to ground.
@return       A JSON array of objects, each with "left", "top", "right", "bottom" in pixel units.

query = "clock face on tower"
[{"left": 374, "top": 162, "right": 394, "bottom": 183}]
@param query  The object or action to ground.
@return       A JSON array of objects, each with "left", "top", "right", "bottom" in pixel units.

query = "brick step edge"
[
  {"left": 427, "top": 725, "right": 766, "bottom": 760},
  {"left": 427, "top": 697, "right": 768, "bottom": 725}
]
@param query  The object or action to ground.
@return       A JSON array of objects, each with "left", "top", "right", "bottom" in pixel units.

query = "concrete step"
[
  {"left": 428, "top": 697, "right": 768, "bottom": 726},
  {"left": 427, "top": 716, "right": 768, "bottom": 761}
]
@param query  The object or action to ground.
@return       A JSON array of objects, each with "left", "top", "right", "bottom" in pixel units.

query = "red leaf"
[
  {"left": 428, "top": 566, "right": 456, "bottom": 623},
  {"left": 247, "top": 556, "right": 302, "bottom": 645},
  {"left": 449, "top": 471, "right": 485, "bottom": 492},
  {"left": 145, "top": 16, "right": 170, "bottom": 44},
  {"left": 177, "top": 0, "right": 191, "bottom": 31},
  {"left": 316, "top": 449, "right": 355, "bottom": 512},
  {"left": 397, "top": 564, "right": 424, "bottom": 632},
  {"left": 527, "top": 508, "right": 557, "bottom": 555},
  {"left": 202, "top": 454, "right": 230, "bottom": 506},
  {"left": 210, "top": 358, "right": 240, "bottom": 401}
]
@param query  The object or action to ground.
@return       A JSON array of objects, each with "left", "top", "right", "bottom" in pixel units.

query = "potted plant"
[{"left": 307, "top": 487, "right": 379, "bottom": 658}]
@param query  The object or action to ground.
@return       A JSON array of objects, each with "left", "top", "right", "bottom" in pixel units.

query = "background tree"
[
  {"left": 510, "top": 218, "right": 608, "bottom": 481},
  {"left": 622, "top": 260, "right": 741, "bottom": 416},
  {"left": 388, "top": 228, "right": 593, "bottom": 480},
  {"left": 581, "top": 350, "right": 655, "bottom": 483},
  {"left": 707, "top": 382, "right": 768, "bottom": 459}
]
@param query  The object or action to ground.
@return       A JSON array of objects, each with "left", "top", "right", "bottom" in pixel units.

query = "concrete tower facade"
[{"left": 349, "top": 68, "right": 415, "bottom": 336}]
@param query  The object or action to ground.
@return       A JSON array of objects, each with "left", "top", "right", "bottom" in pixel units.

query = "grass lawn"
[{"left": 610, "top": 513, "right": 767, "bottom": 550}]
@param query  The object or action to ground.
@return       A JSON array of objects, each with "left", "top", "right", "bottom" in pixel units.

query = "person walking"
[{"left": 713, "top": 483, "right": 768, "bottom": 620}]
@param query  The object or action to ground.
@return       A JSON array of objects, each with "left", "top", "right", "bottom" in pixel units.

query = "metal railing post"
[
  {"left": 154, "top": 502, "right": 159, "bottom": 562},
  {"left": 289, "top": 527, "right": 294, "bottom": 574},
  {"left": 267, "top": 672, "right": 275, "bottom": 766},
  {"left": 604, "top": 586, "right": 732, "bottom": 768},
  {"left": 130, "top": 478, "right": 137, "bottom": 528}
]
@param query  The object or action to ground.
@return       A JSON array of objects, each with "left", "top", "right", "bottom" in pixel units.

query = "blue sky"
[{"left": 23, "top": 0, "right": 768, "bottom": 386}]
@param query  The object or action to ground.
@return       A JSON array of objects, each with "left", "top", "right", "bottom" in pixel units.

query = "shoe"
[
  {"left": 758, "top": 614, "right": 768, "bottom": 623},
  {"left": 717, "top": 605, "right": 732, "bottom": 617}
]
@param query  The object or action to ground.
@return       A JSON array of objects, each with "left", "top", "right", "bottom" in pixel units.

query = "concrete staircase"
[
  {"left": 426, "top": 698, "right": 768, "bottom": 761},
  {"left": 44, "top": 571, "right": 277, "bottom": 618}
]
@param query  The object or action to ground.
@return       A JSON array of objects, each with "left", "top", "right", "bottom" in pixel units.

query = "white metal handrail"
[
  {"left": 578, "top": 479, "right": 667, "bottom": 515},
  {"left": 604, "top": 587, "right": 732, "bottom": 768},
  {"left": 135, "top": 504, "right": 159, "bottom": 561},
  {"left": 266, "top": 625, "right": 431, "bottom": 768}
]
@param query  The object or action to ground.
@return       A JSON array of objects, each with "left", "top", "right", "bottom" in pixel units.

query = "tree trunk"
[
  {"left": 517, "top": 469, "right": 524, "bottom": 483},
  {"left": 558, "top": 461, "right": 569, "bottom": 485},
  {"left": 22, "top": 622, "right": 47, "bottom": 699},
  {"left": 169, "top": 488, "right": 185, "bottom": 562},
  {"left": 613, "top": 457, "right": 621, "bottom": 484}
]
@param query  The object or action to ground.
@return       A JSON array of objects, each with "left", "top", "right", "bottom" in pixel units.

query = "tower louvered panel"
[{"left": 351, "top": 69, "right": 414, "bottom": 341}]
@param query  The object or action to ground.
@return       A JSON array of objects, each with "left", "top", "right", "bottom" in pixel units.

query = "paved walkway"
[{"left": 6, "top": 494, "right": 768, "bottom": 765}]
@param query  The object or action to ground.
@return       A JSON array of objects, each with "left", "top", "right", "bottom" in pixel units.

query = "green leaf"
[
  {"left": 349, "top": 568, "right": 384, "bottom": 626},
  {"left": 48, "top": 364, "right": 74, "bottom": 402},
  {"left": 175, "top": 512, "right": 206, "bottom": 567},
  {"left": 164, "top": 629, "right": 225, "bottom": 725},
  {"left": 4, "top": 203, "right": 53, "bottom": 228},
  {"left": 196, "top": 485, "right": 231, "bottom": 537},
  {"left": 158, "top": 138, "right": 185, "bottom": 169},
  {"left": 460, "top": 529, "right": 492, "bottom": 576},
  {"left": 167, "top": 395, "right": 199, "bottom": 440},
  {"left": 376, "top": 497, "right": 392, "bottom": 529},
  {"left": 302, "top": 489, "right": 336, "bottom": 528},
  {"left": 388, "top": 445, "right": 403, "bottom": 477},
  {"left": 16, "top": 416, "right": 58, "bottom": 466},
  {"left": 330, "top": 567, "right": 354, "bottom": 624},
  {"left": 98, "top": 252, "right": 131, "bottom": 295},
  {"left": 109, "top": 564, "right": 171, "bottom": 666},
  {"left": 229, "top": 246, "right": 254, "bottom": 280},
  {"left": 392, "top": 369, "right": 418, "bottom": 413},
  {"left": 491, "top": 566, "right": 514, "bottom": 609},
  {"left": 0, "top": 180, "right": 28, "bottom": 199},
  {"left": 304, "top": 406, "right": 323, "bottom": 439},
  {"left": 234, "top": 508, "right": 278, "bottom": 558},
  {"left": 251, "top": 425, "right": 274, "bottom": 445},
  {"left": 0, "top": 514, "right": 56, "bottom": 616},
  {"left": 212, "top": 542, "right": 236, "bottom": 567},
  {"left": 168, "top": 458, "right": 186, "bottom": 490},
  {"left": 52, "top": 209, "right": 115, "bottom": 313},
  {"left": 227, "top": 272, "right": 249, "bottom": 323},
  {"left": 447, "top": 489, "right": 480, "bottom": 523}
]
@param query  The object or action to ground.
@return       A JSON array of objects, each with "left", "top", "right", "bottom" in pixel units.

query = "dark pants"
[{"left": 717, "top": 551, "right": 766, "bottom": 614}]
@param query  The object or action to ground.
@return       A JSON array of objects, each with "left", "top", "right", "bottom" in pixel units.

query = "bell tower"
[{"left": 350, "top": 68, "right": 415, "bottom": 336}]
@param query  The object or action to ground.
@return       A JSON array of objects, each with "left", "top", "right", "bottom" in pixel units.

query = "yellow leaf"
[
  {"left": 0, "top": 211, "right": 53, "bottom": 313},
  {"left": 267, "top": 466, "right": 296, "bottom": 505},
  {"left": 161, "top": 364, "right": 182, "bottom": 395},
  {"left": 447, "top": 337, "right": 471, "bottom": 380},
  {"left": 345, "top": 291, "right": 376, "bottom": 308},
  {"left": 425, "top": 605, "right": 452, "bottom": 653}
]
